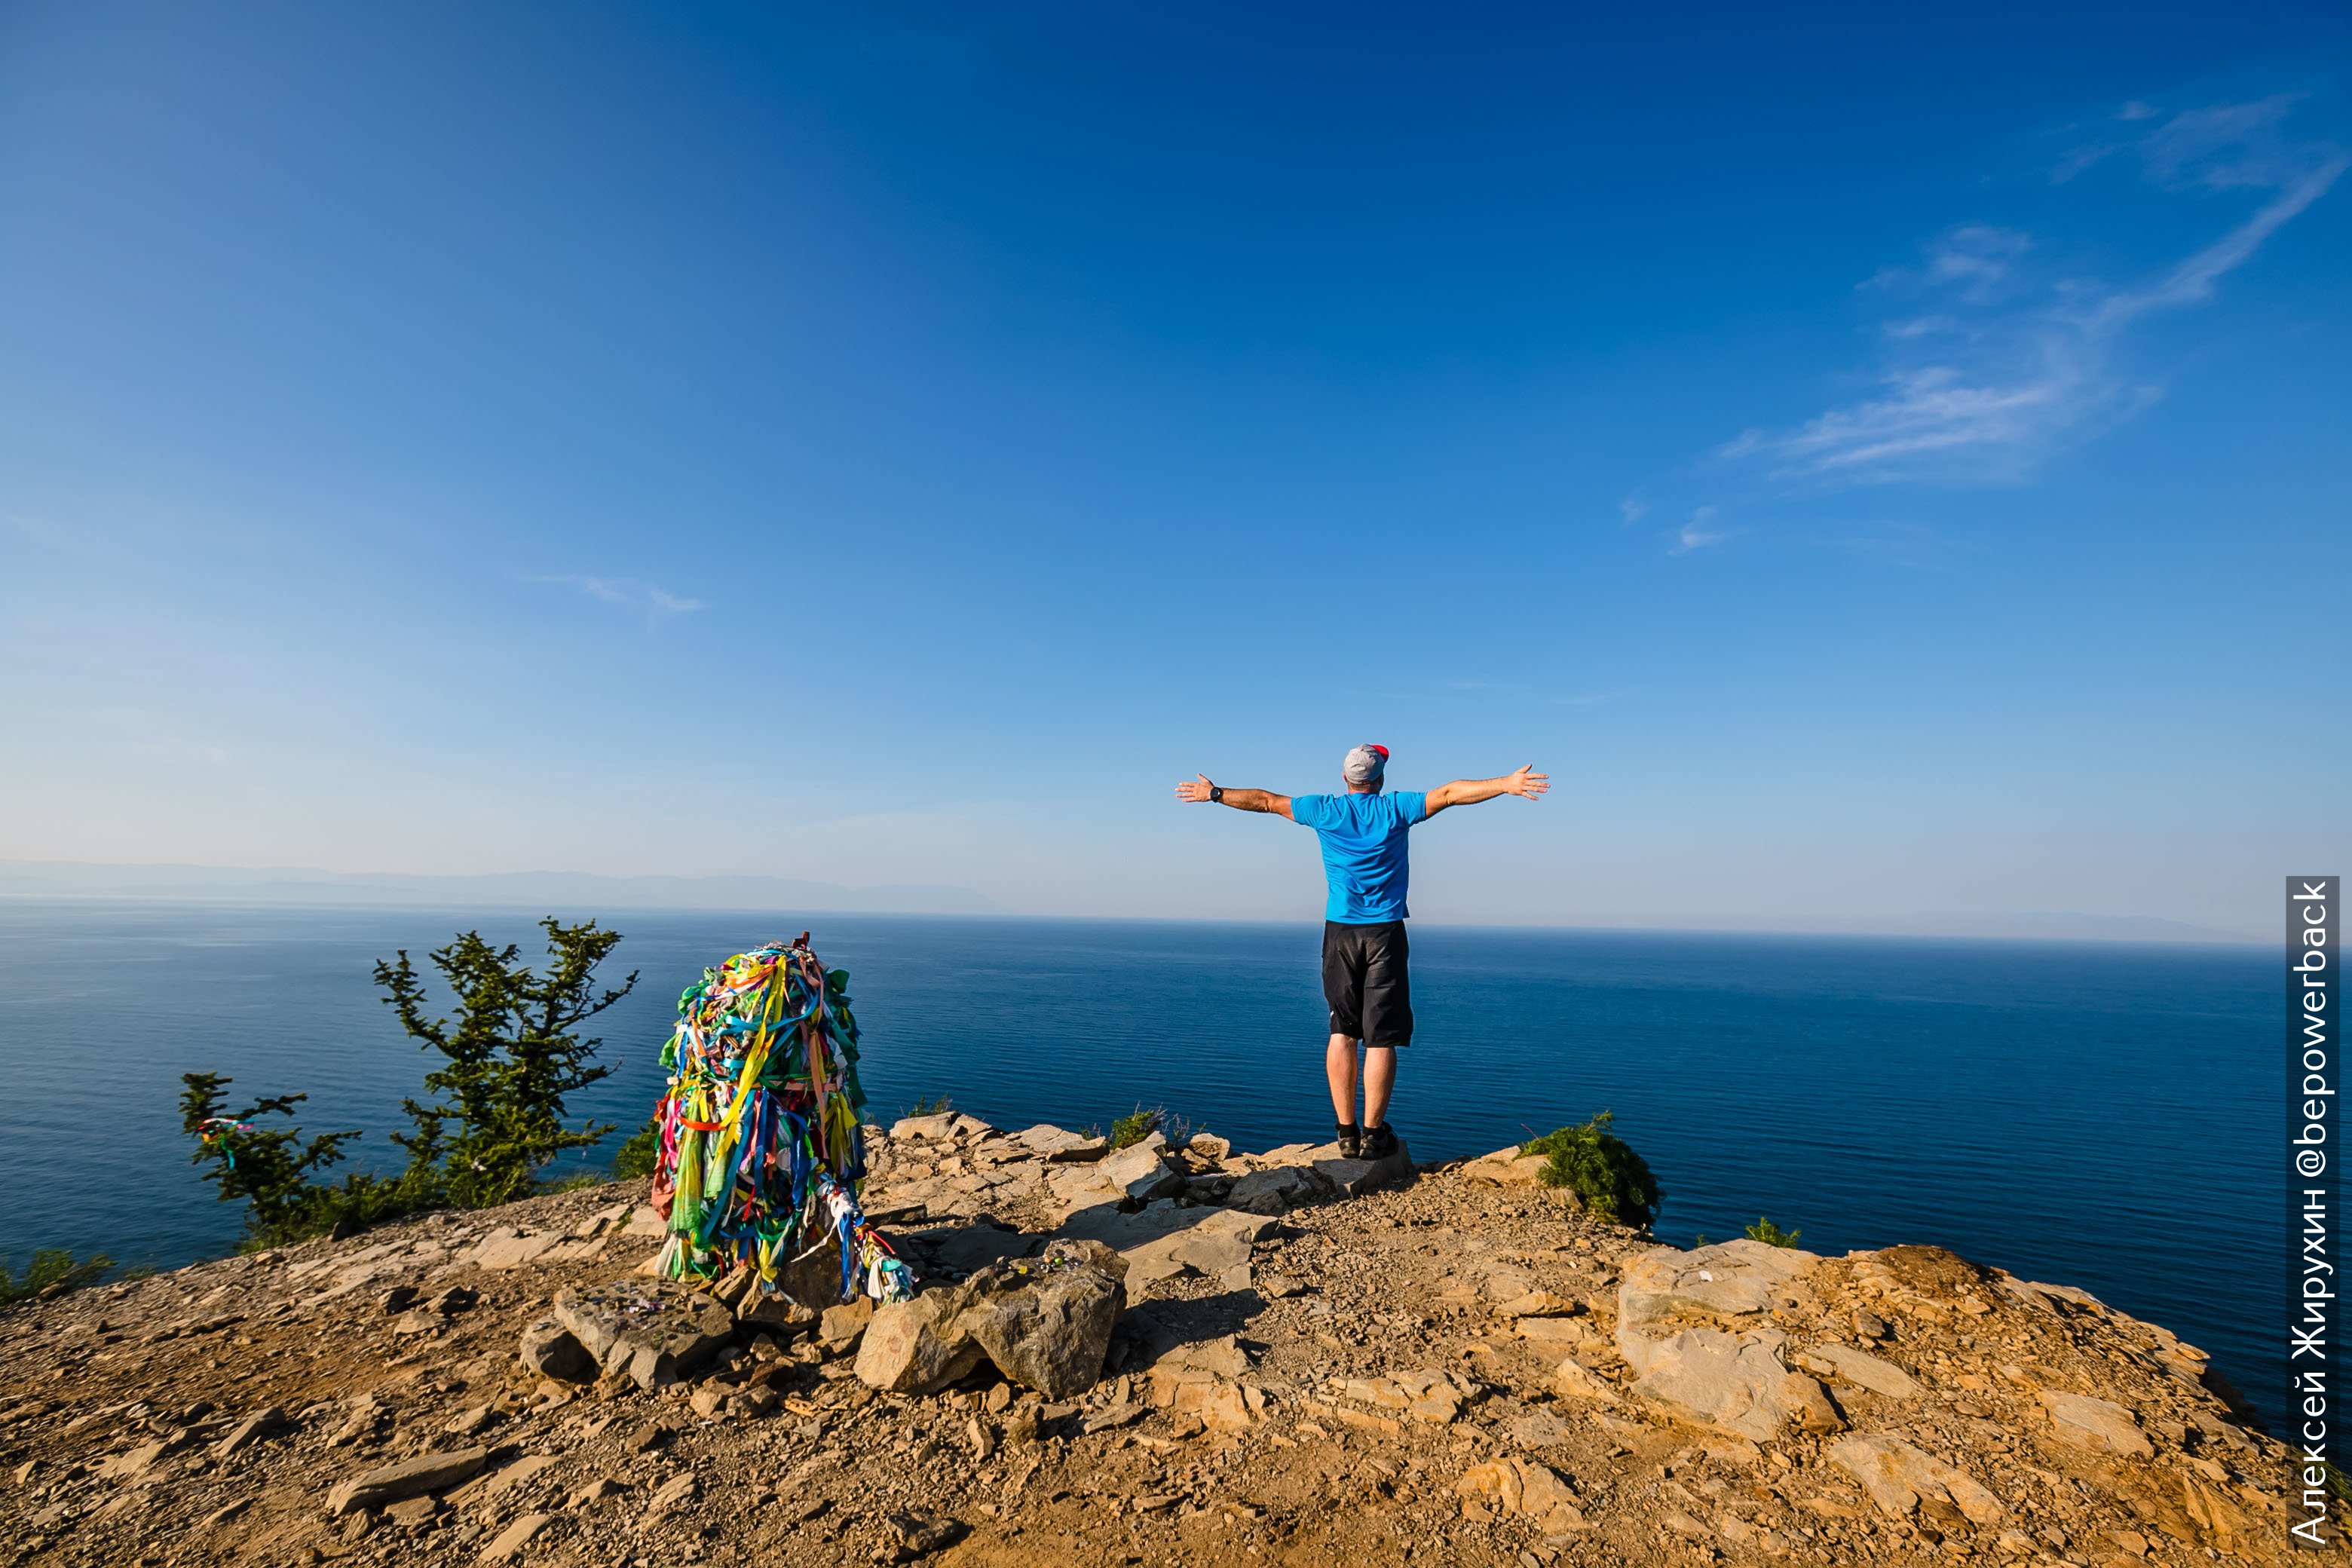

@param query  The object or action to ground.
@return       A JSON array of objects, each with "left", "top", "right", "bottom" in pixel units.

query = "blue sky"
[{"left": 2, "top": 2, "right": 2345, "bottom": 936}]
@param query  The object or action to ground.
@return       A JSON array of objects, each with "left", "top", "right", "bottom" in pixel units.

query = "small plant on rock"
[
  {"left": 1107, "top": 1104, "right": 1164, "bottom": 1150},
  {"left": 1744, "top": 1216, "right": 1802, "bottom": 1248},
  {"left": 1520, "top": 1110, "right": 1662, "bottom": 1228},
  {"left": 904, "top": 1094, "right": 956, "bottom": 1117}
]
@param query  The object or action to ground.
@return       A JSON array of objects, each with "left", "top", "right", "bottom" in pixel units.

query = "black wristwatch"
[{"left": 1209, "top": 785, "right": 1224, "bottom": 804}]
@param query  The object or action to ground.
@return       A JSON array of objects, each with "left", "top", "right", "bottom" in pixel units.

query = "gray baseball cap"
[{"left": 1343, "top": 744, "right": 1389, "bottom": 787}]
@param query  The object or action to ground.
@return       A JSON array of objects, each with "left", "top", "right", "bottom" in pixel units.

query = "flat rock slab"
[
  {"left": 1619, "top": 1239, "right": 1820, "bottom": 1333},
  {"left": 1622, "top": 1326, "right": 1838, "bottom": 1442},
  {"left": 1016, "top": 1124, "right": 1108, "bottom": 1162},
  {"left": 1796, "top": 1342, "right": 1919, "bottom": 1401},
  {"left": 326, "top": 1447, "right": 489, "bottom": 1515},
  {"left": 903, "top": 1223, "right": 1033, "bottom": 1278},
  {"left": 1052, "top": 1199, "right": 1201, "bottom": 1253},
  {"left": 463, "top": 1227, "right": 565, "bottom": 1271},
  {"left": 2039, "top": 1390, "right": 2153, "bottom": 1458},
  {"left": 1828, "top": 1433, "right": 2006, "bottom": 1525}
]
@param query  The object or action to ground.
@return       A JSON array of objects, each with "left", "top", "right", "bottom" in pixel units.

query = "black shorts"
[{"left": 1322, "top": 920, "right": 1413, "bottom": 1049}]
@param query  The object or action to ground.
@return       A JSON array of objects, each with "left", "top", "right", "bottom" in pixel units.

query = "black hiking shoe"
[
  {"left": 1335, "top": 1122, "right": 1362, "bottom": 1159},
  {"left": 1361, "top": 1123, "right": 1401, "bottom": 1161}
]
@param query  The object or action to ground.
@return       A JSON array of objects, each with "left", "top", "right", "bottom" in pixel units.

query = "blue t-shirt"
[{"left": 1291, "top": 790, "right": 1429, "bottom": 923}]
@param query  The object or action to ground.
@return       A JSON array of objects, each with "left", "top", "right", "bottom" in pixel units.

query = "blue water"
[{"left": 0, "top": 901, "right": 2280, "bottom": 1426}]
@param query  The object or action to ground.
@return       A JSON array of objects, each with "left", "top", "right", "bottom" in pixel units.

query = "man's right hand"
[{"left": 1174, "top": 775, "right": 1293, "bottom": 818}]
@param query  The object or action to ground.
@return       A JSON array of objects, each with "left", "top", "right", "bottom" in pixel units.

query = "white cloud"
[
  {"left": 1669, "top": 506, "right": 1729, "bottom": 554},
  {"left": 1722, "top": 96, "right": 2343, "bottom": 488},
  {"left": 534, "top": 575, "right": 706, "bottom": 623}
]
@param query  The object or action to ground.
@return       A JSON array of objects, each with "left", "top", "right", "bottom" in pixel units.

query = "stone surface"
[
  {"left": 550, "top": 1284, "right": 734, "bottom": 1390},
  {"left": 855, "top": 1289, "right": 985, "bottom": 1395},
  {"left": 324, "top": 1447, "right": 490, "bottom": 1515},
  {"left": 891, "top": 1113, "right": 958, "bottom": 1141},
  {"left": 1551, "top": 1357, "right": 1619, "bottom": 1404},
  {"left": 2039, "top": 1390, "right": 2154, "bottom": 1458},
  {"left": 1828, "top": 1432, "right": 2007, "bottom": 1526},
  {"left": 1794, "top": 1340, "right": 1919, "bottom": 1400},
  {"left": 819, "top": 1297, "right": 876, "bottom": 1349},
  {"left": 1618, "top": 1239, "right": 1821, "bottom": 1333},
  {"left": 1454, "top": 1456, "right": 1586, "bottom": 1533},
  {"left": 1095, "top": 1142, "right": 1186, "bottom": 1202},
  {"left": 1621, "top": 1325, "right": 1826, "bottom": 1441},
  {"left": 956, "top": 1240, "right": 1129, "bottom": 1398},
  {"left": 483, "top": 1514, "right": 554, "bottom": 1562},
  {"left": 518, "top": 1317, "right": 596, "bottom": 1382},
  {"left": 210, "top": 1405, "right": 286, "bottom": 1457},
  {"left": 1309, "top": 1138, "right": 1416, "bottom": 1198},
  {"left": 1227, "top": 1164, "right": 1337, "bottom": 1216},
  {"left": 463, "top": 1227, "right": 562, "bottom": 1271},
  {"left": 1462, "top": 1145, "right": 1551, "bottom": 1187}
]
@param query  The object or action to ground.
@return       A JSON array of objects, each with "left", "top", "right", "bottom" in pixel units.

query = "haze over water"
[{"left": 0, "top": 900, "right": 2277, "bottom": 1425}]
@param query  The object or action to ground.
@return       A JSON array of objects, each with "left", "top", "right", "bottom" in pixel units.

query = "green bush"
[
  {"left": 375, "top": 918, "right": 637, "bottom": 1209},
  {"left": 904, "top": 1094, "right": 955, "bottom": 1117},
  {"left": 185, "top": 916, "right": 638, "bottom": 1247},
  {"left": 1744, "top": 1216, "right": 1802, "bottom": 1248},
  {"left": 181, "top": 1073, "right": 445, "bottom": 1248},
  {"left": 0, "top": 1249, "right": 114, "bottom": 1304},
  {"left": 1519, "top": 1111, "right": 1662, "bottom": 1228},
  {"left": 1107, "top": 1105, "right": 1162, "bottom": 1150}
]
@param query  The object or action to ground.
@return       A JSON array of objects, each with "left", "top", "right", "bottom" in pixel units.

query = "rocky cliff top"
[{"left": 0, "top": 1114, "right": 2311, "bottom": 1567}]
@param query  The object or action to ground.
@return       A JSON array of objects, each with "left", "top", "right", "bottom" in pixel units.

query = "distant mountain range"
[{"left": 0, "top": 859, "right": 1001, "bottom": 916}]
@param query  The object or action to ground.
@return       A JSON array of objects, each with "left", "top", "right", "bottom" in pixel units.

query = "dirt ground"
[{"left": 0, "top": 1120, "right": 2323, "bottom": 1568}]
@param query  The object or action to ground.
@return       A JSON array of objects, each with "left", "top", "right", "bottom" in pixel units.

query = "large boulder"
[
  {"left": 957, "top": 1239, "right": 1129, "bottom": 1399},
  {"left": 1096, "top": 1143, "right": 1186, "bottom": 1202},
  {"left": 856, "top": 1288, "right": 986, "bottom": 1395},
  {"left": 1620, "top": 1325, "right": 1841, "bottom": 1441},
  {"left": 517, "top": 1317, "right": 596, "bottom": 1383},
  {"left": 890, "top": 1112, "right": 958, "bottom": 1141},
  {"left": 855, "top": 1239, "right": 1129, "bottom": 1398},
  {"left": 1462, "top": 1145, "right": 1552, "bottom": 1187},
  {"left": 550, "top": 1284, "right": 735, "bottom": 1390},
  {"left": 1614, "top": 1241, "right": 1833, "bottom": 1441}
]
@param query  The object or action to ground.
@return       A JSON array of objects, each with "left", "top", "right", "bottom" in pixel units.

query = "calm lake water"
[{"left": 0, "top": 900, "right": 2280, "bottom": 1425}]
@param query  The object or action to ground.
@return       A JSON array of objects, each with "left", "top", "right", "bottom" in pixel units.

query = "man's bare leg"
[
  {"left": 1326, "top": 1033, "right": 1359, "bottom": 1124},
  {"left": 1361, "top": 1046, "right": 1397, "bottom": 1130}
]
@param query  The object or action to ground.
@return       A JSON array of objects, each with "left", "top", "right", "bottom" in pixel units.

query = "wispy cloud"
[
  {"left": 1719, "top": 95, "right": 2344, "bottom": 488},
  {"left": 534, "top": 575, "right": 706, "bottom": 624},
  {"left": 1668, "top": 507, "right": 1729, "bottom": 555}
]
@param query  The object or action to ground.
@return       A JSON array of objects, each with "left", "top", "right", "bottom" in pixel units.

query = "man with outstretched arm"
[{"left": 1174, "top": 745, "right": 1549, "bottom": 1159}]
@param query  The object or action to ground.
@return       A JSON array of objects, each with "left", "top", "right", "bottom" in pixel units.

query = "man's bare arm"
[
  {"left": 1174, "top": 773, "right": 1293, "bottom": 820},
  {"left": 1424, "top": 764, "right": 1549, "bottom": 816}
]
